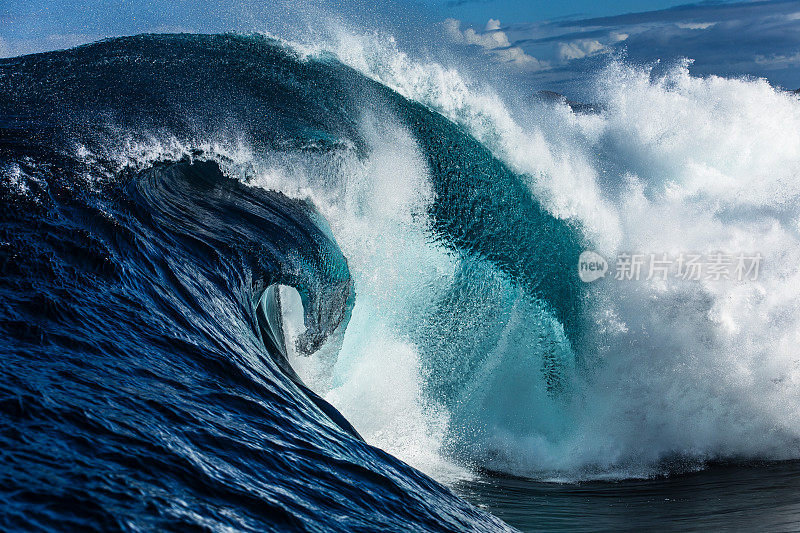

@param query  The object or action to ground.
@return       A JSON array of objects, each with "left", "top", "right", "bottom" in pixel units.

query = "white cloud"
[
  {"left": 754, "top": 52, "right": 800, "bottom": 69},
  {"left": 494, "top": 46, "right": 550, "bottom": 69},
  {"left": 676, "top": 22, "right": 717, "bottom": 30},
  {"left": 445, "top": 18, "right": 509, "bottom": 50},
  {"left": 463, "top": 26, "right": 511, "bottom": 49},
  {"left": 444, "top": 18, "right": 549, "bottom": 70},
  {"left": 558, "top": 39, "right": 607, "bottom": 61}
]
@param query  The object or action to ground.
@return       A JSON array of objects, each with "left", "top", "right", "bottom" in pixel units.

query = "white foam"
[
  {"left": 257, "top": 111, "right": 471, "bottom": 482},
  {"left": 280, "top": 33, "right": 800, "bottom": 481}
]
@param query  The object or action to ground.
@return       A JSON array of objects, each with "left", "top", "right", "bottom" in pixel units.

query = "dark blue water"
[{"left": 456, "top": 462, "right": 800, "bottom": 532}]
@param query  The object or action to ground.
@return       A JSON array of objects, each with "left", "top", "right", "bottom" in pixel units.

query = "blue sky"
[
  {"left": 427, "top": 0, "right": 706, "bottom": 25},
  {"left": 436, "top": 0, "right": 800, "bottom": 93},
  {"left": 2, "top": 0, "right": 800, "bottom": 93}
]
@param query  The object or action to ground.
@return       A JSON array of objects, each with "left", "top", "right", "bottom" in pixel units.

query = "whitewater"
[{"left": 265, "top": 30, "right": 800, "bottom": 482}]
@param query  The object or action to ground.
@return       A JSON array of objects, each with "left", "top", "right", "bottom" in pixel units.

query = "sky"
[
  {"left": 427, "top": 0, "right": 705, "bottom": 25},
  {"left": 435, "top": 0, "right": 800, "bottom": 92},
  {"left": 2, "top": 0, "right": 800, "bottom": 94}
]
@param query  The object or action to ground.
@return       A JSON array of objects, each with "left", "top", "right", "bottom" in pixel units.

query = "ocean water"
[
  {"left": 455, "top": 461, "right": 800, "bottom": 532},
  {"left": 2, "top": 30, "right": 800, "bottom": 531}
]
